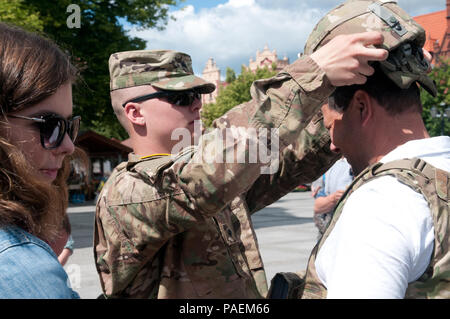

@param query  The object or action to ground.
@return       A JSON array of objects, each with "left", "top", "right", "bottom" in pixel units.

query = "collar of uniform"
[
  {"left": 126, "top": 152, "right": 171, "bottom": 170},
  {"left": 140, "top": 153, "right": 171, "bottom": 160}
]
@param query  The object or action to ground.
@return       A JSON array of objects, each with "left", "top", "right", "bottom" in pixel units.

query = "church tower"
[{"left": 201, "top": 58, "right": 221, "bottom": 105}]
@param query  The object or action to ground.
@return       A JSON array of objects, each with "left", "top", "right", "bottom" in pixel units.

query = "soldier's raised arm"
[{"left": 163, "top": 32, "right": 387, "bottom": 215}]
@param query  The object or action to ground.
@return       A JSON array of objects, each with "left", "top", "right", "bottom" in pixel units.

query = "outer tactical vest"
[{"left": 300, "top": 158, "right": 449, "bottom": 299}]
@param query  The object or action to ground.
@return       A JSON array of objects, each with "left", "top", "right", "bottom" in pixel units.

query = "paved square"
[{"left": 66, "top": 191, "right": 318, "bottom": 298}]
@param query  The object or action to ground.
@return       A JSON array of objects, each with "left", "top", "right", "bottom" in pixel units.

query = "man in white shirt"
[
  {"left": 299, "top": 0, "right": 449, "bottom": 299},
  {"left": 317, "top": 104, "right": 449, "bottom": 297}
]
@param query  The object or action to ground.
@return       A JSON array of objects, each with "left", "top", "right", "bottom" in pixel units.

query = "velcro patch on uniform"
[{"left": 435, "top": 169, "right": 449, "bottom": 201}]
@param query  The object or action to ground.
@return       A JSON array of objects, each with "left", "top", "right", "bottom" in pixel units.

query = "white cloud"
[
  {"left": 127, "top": 0, "right": 446, "bottom": 78},
  {"left": 227, "top": 0, "right": 255, "bottom": 8},
  {"left": 128, "top": 0, "right": 320, "bottom": 77}
]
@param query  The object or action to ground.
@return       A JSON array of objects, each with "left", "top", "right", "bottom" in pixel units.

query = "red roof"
[{"left": 413, "top": 10, "right": 446, "bottom": 53}]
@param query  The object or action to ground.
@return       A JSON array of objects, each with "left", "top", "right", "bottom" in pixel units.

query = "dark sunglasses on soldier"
[
  {"left": 122, "top": 90, "right": 201, "bottom": 108},
  {"left": 8, "top": 113, "right": 81, "bottom": 150}
]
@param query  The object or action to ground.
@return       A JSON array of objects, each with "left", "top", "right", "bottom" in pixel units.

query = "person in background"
[
  {"left": 0, "top": 23, "right": 80, "bottom": 298},
  {"left": 312, "top": 156, "right": 353, "bottom": 238},
  {"left": 56, "top": 214, "right": 75, "bottom": 266},
  {"left": 58, "top": 235, "right": 74, "bottom": 266}
]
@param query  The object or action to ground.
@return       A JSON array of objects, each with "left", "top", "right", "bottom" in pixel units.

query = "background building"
[
  {"left": 413, "top": 1, "right": 450, "bottom": 64},
  {"left": 201, "top": 58, "right": 223, "bottom": 105},
  {"left": 244, "top": 44, "right": 289, "bottom": 73},
  {"left": 201, "top": 45, "right": 289, "bottom": 104},
  {"left": 69, "top": 130, "right": 132, "bottom": 202}
]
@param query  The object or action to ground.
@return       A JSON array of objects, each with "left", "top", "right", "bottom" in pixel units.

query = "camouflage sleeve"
[
  {"left": 158, "top": 55, "right": 335, "bottom": 216},
  {"left": 244, "top": 112, "right": 340, "bottom": 214}
]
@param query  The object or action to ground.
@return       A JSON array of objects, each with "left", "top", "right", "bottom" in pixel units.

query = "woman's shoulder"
[
  {"left": 0, "top": 226, "right": 79, "bottom": 298},
  {"left": 0, "top": 226, "right": 54, "bottom": 254}
]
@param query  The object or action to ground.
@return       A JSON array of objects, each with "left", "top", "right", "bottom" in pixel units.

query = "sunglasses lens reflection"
[
  {"left": 40, "top": 116, "right": 80, "bottom": 149},
  {"left": 41, "top": 117, "right": 64, "bottom": 149},
  {"left": 166, "top": 92, "right": 200, "bottom": 106}
]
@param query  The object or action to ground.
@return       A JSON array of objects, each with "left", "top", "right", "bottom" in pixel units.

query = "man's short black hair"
[{"left": 330, "top": 63, "right": 422, "bottom": 115}]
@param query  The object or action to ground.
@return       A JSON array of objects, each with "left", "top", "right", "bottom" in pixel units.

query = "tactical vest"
[{"left": 300, "top": 158, "right": 449, "bottom": 299}]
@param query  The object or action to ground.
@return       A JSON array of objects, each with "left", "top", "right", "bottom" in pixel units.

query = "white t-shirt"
[{"left": 315, "top": 136, "right": 450, "bottom": 298}]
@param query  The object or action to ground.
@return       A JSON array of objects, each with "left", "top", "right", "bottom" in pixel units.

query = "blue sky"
[
  {"left": 174, "top": 0, "right": 228, "bottom": 11},
  {"left": 127, "top": 0, "right": 446, "bottom": 79}
]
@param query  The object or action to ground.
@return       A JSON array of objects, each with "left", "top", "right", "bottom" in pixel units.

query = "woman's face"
[{"left": 7, "top": 83, "right": 75, "bottom": 183}]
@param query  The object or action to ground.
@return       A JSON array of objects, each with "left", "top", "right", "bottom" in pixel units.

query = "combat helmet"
[{"left": 304, "top": 0, "right": 437, "bottom": 96}]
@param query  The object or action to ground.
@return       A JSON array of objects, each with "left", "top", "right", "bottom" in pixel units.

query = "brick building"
[{"left": 413, "top": 0, "right": 450, "bottom": 64}]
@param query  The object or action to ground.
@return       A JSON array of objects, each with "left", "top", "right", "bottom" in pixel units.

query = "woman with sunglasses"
[{"left": 0, "top": 23, "right": 80, "bottom": 298}]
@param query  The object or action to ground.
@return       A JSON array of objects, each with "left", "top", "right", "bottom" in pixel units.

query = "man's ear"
[
  {"left": 352, "top": 90, "right": 373, "bottom": 127},
  {"left": 124, "top": 103, "right": 146, "bottom": 126}
]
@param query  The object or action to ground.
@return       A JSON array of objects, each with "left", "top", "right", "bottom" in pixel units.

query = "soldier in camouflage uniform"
[
  {"left": 297, "top": 0, "right": 449, "bottom": 299},
  {"left": 94, "top": 32, "right": 389, "bottom": 298}
]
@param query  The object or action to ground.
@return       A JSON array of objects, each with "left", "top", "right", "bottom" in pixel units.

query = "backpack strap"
[{"left": 371, "top": 157, "right": 433, "bottom": 177}]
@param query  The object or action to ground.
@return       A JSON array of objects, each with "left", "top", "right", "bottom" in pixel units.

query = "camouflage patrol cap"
[
  {"left": 109, "top": 50, "right": 216, "bottom": 93},
  {"left": 304, "top": 0, "right": 437, "bottom": 96}
]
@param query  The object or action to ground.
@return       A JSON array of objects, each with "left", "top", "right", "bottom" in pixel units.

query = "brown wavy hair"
[{"left": 0, "top": 23, "right": 78, "bottom": 243}]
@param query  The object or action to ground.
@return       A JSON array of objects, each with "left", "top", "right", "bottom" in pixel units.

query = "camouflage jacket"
[
  {"left": 94, "top": 56, "right": 339, "bottom": 298},
  {"left": 301, "top": 158, "right": 450, "bottom": 299}
]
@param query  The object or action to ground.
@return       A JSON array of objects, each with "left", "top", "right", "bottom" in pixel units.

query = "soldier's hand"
[
  {"left": 423, "top": 49, "right": 432, "bottom": 73},
  {"left": 310, "top": 31, "right": 388, "bottom": 87}
]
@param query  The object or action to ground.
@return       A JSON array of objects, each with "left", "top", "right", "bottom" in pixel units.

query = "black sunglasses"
[
  {"left": 122, "top": 90, "right": 201, "bottom": 108},
  {"left": 9, "top": 113, "right": 81, "bottom": 150}
]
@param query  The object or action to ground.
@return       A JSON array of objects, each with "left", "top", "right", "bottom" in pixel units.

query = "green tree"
[
  {"left": 225, "top": 67, "right": 236, "bottom": 83},
  {"left": 271, "top": 61, "right": 277, "bottom": 71},
  {"left": 20, "top": 0, "right": 181, "bottom": 139},
  {"left": 0, "top": 0, "right": 43, "bottom": 32},
  {"left": 202, "top": 66, "right": 277, "bottom": 127},
  {"left": 421, "top": 59, "right": 450, "bottom": 137}
]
